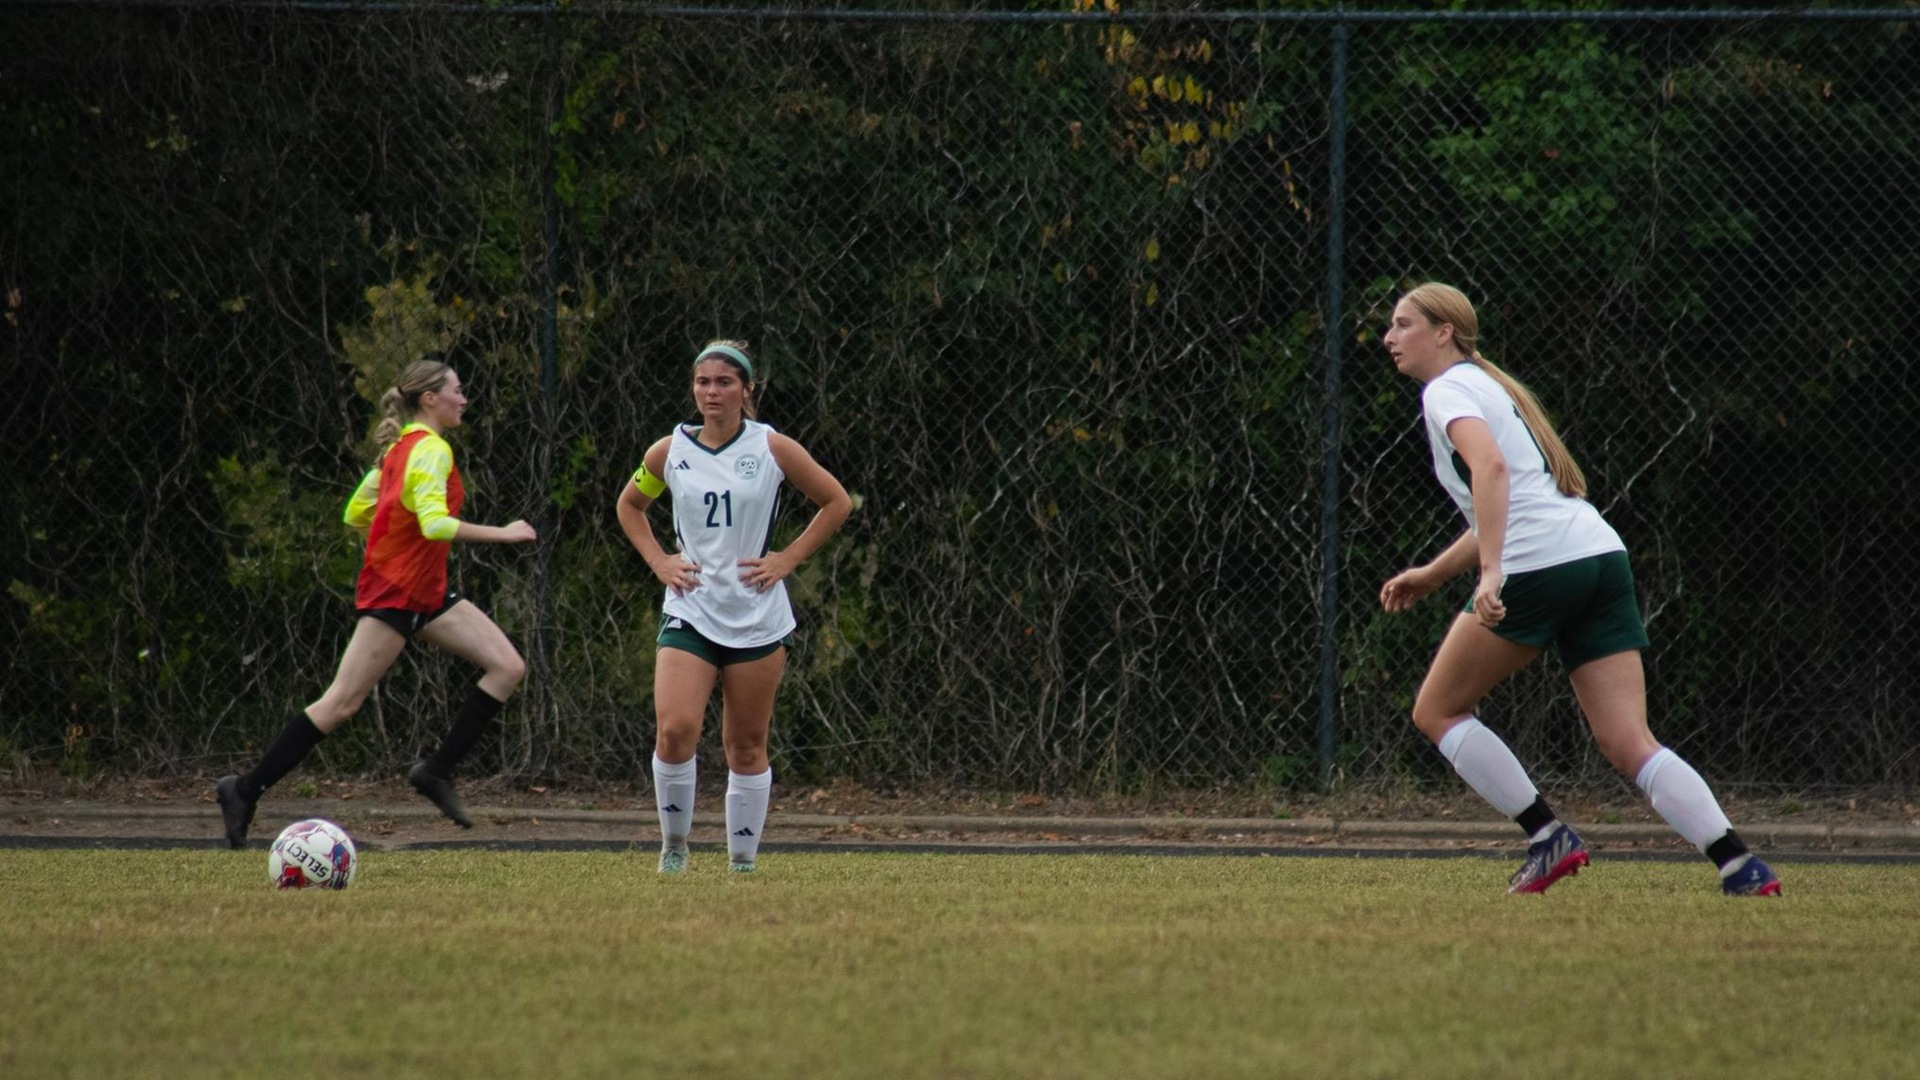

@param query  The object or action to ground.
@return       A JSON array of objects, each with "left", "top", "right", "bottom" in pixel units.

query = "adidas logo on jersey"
[{"left": 672, "top": 459, "right": 691, "bottom": 470}]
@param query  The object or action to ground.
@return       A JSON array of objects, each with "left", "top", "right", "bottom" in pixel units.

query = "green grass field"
[{"left": 3, "top": 849, "right": 1916, "bottom": 1079}]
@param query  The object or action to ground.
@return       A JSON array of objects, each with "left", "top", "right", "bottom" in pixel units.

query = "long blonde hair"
[
  {"left": 1402, "top": 283, "right": 1587, "bottom": 497},
  {"left": 373, "top": 360, "right": 454, "bottom": 449}
]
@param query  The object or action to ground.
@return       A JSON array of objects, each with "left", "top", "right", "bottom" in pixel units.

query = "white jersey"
[
  {"left": 661, "top": 419, "right": 795, "bottom": 647},
  {"left": 1421, "top": 362, "right": 1624, "bottom": 574}
]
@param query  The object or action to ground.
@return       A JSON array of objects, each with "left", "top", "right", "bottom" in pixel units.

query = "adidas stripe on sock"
[
  {"left": 725, "top": 767, "right": 773, "bottom": 867},
  {"left": 652, "top": 753, "right": 696, "bottom": 852}
]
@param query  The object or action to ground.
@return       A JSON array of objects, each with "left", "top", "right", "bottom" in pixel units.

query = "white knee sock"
[
  {"left": 1635, "top": 747, "right": 1733, "bottom": 853},
  {"left": 652, "top": 753, "right": 696, "bottom": 853},
  {"left": 726, "top": 767, "right": 773, "bottom": 867},
  {"left": 1436, "top": 717, "right": 1542, "bottom": 819}
]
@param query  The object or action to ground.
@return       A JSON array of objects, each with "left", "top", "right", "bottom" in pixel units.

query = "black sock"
[
  {"left": 1706, "top": 830, "right": 1749, "bottom": 870},
  {"left": 239, "top": 713, "right": 326, "bottom": 799},
  {"left": 422, "top": 685, "right": 506, "bottom": 779},
  {"left": 1515, "top": 795, "right": 1557, "bottom": 839}
]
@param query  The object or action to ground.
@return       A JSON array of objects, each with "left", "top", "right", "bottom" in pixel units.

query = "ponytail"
[
  {"left": 1468, "top": 351, "right": 1587, "bottom": 498},
  {"left": 1401, "top": 282, "right": 1587, "bottom": 498},
  {"left": 373, "top": 387, "right": 409, "bottom": 449},
  {"left": 372, "top": 360, "right": 453, "bottom": 452}
]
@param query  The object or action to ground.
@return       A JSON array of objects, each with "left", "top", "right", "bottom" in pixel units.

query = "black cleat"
[
  {"left": 406, "top": 761, "right": 473, "bottom": 828},
  {"left": 214, "top": 774, "right": 257, "bottom": 850}
]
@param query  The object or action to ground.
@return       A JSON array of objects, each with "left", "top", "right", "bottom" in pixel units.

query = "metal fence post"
[
  {"left": 528, "top": 4, "right": 562, "bottom": 776},
  {"left": 1316, "top": 16, "right": 1351, "bottom": 786}
]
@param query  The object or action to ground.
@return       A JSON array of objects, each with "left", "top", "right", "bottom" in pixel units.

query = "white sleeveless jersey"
[
  {"left": 1421, "top": 362, "right": 1624, "bottom": 574},
  {"left": 661, "top": 419, "right": 795, "bottom": 646}
]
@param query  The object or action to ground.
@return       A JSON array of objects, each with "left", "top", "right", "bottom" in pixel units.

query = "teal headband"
[{"left": 698, "top": 343, "right": 754, "bottom": 381}]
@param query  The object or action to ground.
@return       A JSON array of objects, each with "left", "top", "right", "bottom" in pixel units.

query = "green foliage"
[
  {"left": 5, "top": 6, "right": 1917, "bottom": 789},
  {"left": 212, "top": 453, "right": 361, "bottom": 597},
  {"left": 337, "top": 263, "right": 473, "bottom": 437}
]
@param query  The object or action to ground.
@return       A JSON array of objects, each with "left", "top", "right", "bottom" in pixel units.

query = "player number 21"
[{"left": 704, "top": 490, "right": 733, "bottom": 528}]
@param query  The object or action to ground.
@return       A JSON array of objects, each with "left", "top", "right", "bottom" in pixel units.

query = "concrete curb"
[{"left": 8, "top": 801, "right": 1919, "bottom": 852}]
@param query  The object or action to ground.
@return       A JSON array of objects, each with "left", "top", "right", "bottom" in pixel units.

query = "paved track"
[{"left": 6, "top": 800, "right": 1918, "bottom": 861}]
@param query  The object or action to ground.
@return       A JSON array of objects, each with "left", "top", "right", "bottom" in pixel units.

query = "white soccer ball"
[{"left": 268, "top": 818, "right": 359, "bottom": 890}]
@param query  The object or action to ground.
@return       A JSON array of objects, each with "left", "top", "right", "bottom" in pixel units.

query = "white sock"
[
  {"left": 1435, "top": 717, "right": 1541, "bottom": 819},
  {"left": 652, "top": 753, "right": 696, "bottom": 853},
  {"left": 1635, "top": 747, "right": 1733, "bottom": 853},
  {"left": 726, "top": 767, "right": 773, "bottom": 866}
]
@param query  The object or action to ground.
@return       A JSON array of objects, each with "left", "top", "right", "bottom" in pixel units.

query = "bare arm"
[
  {"left": 738, "top": 433, "right": 853, "bottom": 592},
  {"left": 453, "top": 520, "right": 537, "bottom": 544},
  {"left": 1446, "top": 416, "right": 1510, "bottom": 626},
  {"left": 616, "top": 437, "right": 700, "bottom": 594},
  {"left": 399, "top": 438, "right": 535, "bottom": 545},
  {"left": 1380, "top": 530, "right": 1474, "bottom": 613},
  {"left": 1378, "top": 418, "right": 1509, "bottom": 620}
]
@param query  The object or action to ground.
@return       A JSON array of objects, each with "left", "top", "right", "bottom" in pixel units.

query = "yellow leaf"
[
  {"left": 1145, "top": 237, "right": 1161, "bottom": 262},
  {"left": 1146, "top": 283, "right": 1159, "bottom": 306}
]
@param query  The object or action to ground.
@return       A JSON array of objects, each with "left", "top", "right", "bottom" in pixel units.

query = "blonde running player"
[
  {"left": 216, "top": 360, "right": 536, "bottom": 848},
  {"left": 1380, "top": 283, "right": 1779, "bottom": 897},
  {"left": 616, "top": 340, "right": 850, "bottom": 874}
]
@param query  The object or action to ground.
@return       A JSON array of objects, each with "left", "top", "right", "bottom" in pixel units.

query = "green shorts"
[
  {"left": 657, "top": 617, "right": 792, "bottom": 667},
  {"left": 1465, "top": 550, "right": 1650, "bottom": 668}
]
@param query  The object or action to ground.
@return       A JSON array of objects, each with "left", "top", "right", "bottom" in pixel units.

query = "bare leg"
[
  {"left": 1574, "top": 650, "right": 1759, "bottom": 890},
  {"left": 718, "top": 647, "right": 787, "bottom": 774},
  {"left": 305, "top": 617, "right": 410, "bottom": 732},
  {"left": 654, "top": 647, "right": 721, "bottom": 764},
  {"left": 1567, "top": 650, "right": 1660, "bottom": 777},
  {"left": 651, "top": 647, "right": 721, "bottom": 868},
  {"left": 719, "top": 648, "right": 786, "bottom": 869},
  {"left": 1412, "top": 615, "right": 1584, "bottom": 896},
  {"left": 1411, "top": 614, "right": 1541, "bottom": 743},
  {"left": 414, "top": 600, "right": 527, "bottom": 700}
]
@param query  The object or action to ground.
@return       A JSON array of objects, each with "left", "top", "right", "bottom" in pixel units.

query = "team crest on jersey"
[{"left": 734, "top": 456, "right": 761, "bottom": 480}]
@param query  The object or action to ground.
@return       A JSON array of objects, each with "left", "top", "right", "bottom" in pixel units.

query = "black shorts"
[{"left": 357, "top": 590, "right": 459, "bottom": 639}]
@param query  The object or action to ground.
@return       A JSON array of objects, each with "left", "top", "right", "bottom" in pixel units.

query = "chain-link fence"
[{"left": 5, "top": 2, "right": 1917, "bottom": 794}]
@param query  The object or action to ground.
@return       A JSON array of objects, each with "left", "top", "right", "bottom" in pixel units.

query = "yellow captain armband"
[{"left": 633, "top": 464, "right": 666, "bottom": 500}]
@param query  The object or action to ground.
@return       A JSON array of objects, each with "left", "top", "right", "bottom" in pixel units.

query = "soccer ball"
[{"left": 268, "top": 818, "right": 359, "bottom": 890}]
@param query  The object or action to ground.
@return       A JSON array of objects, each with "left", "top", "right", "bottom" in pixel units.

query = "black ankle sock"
[
  {"left": 1706, "top": 830, "right": 1749, "bottom": 870},
  {"left": 423, "top": 685, "right": 506, "bottom": 779},
  {"left": 1515, "top": 795, "right": 1557, "bottom": 839},
  {"left": 240, "top": 713, "right": 326, "bottom": 799}
]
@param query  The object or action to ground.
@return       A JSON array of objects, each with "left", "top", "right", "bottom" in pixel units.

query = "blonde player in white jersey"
[
  {"left": 1379, "top": 283, "right": 1779, "bottom": 897},
  {"left": 616, "top": 340, "right": 850, "bottom": 874}
]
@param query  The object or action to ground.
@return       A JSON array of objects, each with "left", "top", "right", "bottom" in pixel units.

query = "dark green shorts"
[
  {"left": 1465, "top": 551, "right": 1650, "bottom": 668},
  {"left": 657, "top": 617, "right": 792, "bottom": 667}
]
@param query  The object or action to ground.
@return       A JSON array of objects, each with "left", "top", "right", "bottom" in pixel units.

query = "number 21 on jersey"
[{"left": 703, "top": 489, "right": 733, "bottom": 528}]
